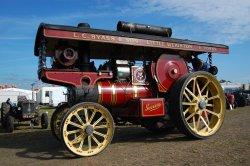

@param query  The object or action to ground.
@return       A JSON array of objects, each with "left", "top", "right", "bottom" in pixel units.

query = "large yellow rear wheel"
[
  {"left": 169, "top": 71, "right": 225, "bottom": 138},
  {"left": 61, "top": 102, "right": 114, "bottom": 157}
]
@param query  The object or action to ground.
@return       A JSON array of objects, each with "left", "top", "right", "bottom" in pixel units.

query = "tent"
[{"left": 0, "top": 88, "right": 34, "bottom": 104}]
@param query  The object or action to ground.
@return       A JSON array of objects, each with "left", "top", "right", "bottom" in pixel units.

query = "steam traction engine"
[{"left": 34, "top": 21, "right": 229, "bottom": 156}]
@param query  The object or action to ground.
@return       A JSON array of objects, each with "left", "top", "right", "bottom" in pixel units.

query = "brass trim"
[
  {"left": 111, "top": 84, "right": 116, "bottom": 105},
  {"left": 133, "top": 85, "right": 138, "bottom": 98},
  {"left": 97, "top": 82, "right": 102, "bottom": 103}
]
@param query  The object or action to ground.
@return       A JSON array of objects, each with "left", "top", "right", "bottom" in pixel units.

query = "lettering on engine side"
[
  {"left": 44, "top": 29, "right": 228, "bottom": 53},
  {"left": 140, "top": 98, "right": 165, "bottom": 117}
]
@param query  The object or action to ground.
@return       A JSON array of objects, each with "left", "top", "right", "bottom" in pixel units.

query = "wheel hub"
[
  {"left": 198, "top": 100, "right": 207, "bottom": 109},
  {"left": 85, "top": 125, "right": 94, "bottom": 135}
]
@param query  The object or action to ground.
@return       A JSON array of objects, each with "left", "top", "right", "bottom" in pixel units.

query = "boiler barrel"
[
  {"left": 117, "top": 21, "right": 172, "bottom": 37},
  {"left": 97, "top": 81, "right": 152, "bottom": 106}
]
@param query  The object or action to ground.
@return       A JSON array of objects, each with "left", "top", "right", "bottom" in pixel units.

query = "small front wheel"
[{"left": 61, "top": 102, "right": 114, "bottom": 157}]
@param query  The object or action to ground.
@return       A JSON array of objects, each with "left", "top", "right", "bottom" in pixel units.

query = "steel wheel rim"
[
  {"left": 181, "top": 74, "right": 225, "bottom": 137},
  {"left": 62, "top": 103, "right": 114, "bottom": 156}
]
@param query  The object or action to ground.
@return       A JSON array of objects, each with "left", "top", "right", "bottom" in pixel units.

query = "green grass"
[{"left": 39, "top": 105, "right": 55, "bottom": 118}]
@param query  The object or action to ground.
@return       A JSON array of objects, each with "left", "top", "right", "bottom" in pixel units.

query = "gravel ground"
[{"left": 0, "top": 107, "right": 249, "bottom": 166}]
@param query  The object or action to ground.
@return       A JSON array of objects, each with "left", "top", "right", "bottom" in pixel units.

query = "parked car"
[
  {"left": 0, "top": 96, "right": 48, "bottom": 132},
  {"left": 242, "top": 90, "right": 250, "bottom": 106},
  {"left": 233, "top": 90, "right": 250, "bottom": 107}
]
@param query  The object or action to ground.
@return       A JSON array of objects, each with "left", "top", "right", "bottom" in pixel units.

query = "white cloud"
[
  {"left": 128, "top": 0, "right": 250, "bottom": 44},
  {"left": 1, "top": 0, "right": 249, "bottom": 44}
]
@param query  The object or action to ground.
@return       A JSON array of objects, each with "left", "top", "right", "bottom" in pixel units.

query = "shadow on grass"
[
  {"left": 0, "top": 129, "right": 74, "bottom": 160},
  {"left": 0, "top": 125, "right": 193, "bottom": 161}
]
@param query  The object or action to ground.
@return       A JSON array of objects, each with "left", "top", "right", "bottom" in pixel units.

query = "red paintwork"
[
  {"left": 155, "top": 54, "right": 188, "bottom": 92},
  {"left": 43, "top": 28, "right": 229, "bottom": 54},
  {"left": 98, "top": 81, "right": 152, "bottom": 106},
  {"left": 40, "top": 70, "right": 113, "bottom": 87},
  {"left": 140, "top": 98, "right": 165, "bottom": 117}
]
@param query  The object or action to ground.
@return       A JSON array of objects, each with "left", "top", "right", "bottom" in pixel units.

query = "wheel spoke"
[
  {"left": 88, "top": 111, "right": 96, "bottom": 124},
  {"left": 185, "top": 87, "right": 198, "bottom": 100},
  {"left": 205, "top": 89, "right": 209, "bottom": 98},
  {"left": 192, "top": 116, "right": 196, "bottom": 130},
  {"left": 94, "top": 124, "right": 108, "bottom": 129},
  {"left": 92, "top": 135, "right": 101, "bottom": 145},
  {"left": 69, "top": 121, "right": 84, "bottom": 129},
  {"left": 200, "top": 116, "right": 211, "bottom": 131},
  {"left": 206, "top": 109, "right": 220, "bottom": 118},
  {"left": 192, "top": 78, "right": 196, "bottom": 94},
  {"left": 79, "top": 135, "right": 86, "bottom": 149},
  {"left": 67, "top": 129, "right": 81, "bottom": 135},
  {"left": 203, "top": 111, "right": 210, "bottom": 125},
  {"left": 207, "top": 95, "right": 219, "bottom": 101},
  {"left": 186, "top": 112, "right": 196, "bottom": 121},
  {"left": 84, "top": 108, "right": 89, "bottom": 123},
  {"left": 196, "top": 81, "right": 201, "bottom": 97},
  {"left": 88, "top": 136, "right": 92, "bottom": 150},
  {"left": 93, "top": 116, "right": 104, "bottom": 126},
  {"left": 93, "top": 131, "right": 106, "bottom": 138},
  {"left": 206, "top": 103, "right": 213, "bottom": 107},
  {"left": 74, "top": 113, "right": 84, "bottom": 125},
  {"left": 182, "top": 102, "right": 196, "bottom": 106},
  {"left": 196, "top": 113, "right": 201, "bottom": 130},
  {"left": 183, "top": 108, "right": 189, "bottom": 115},
  {"left": 71, "top": 134, "right": 83, "bottom": 144},
  {"left": 184, "top": 92, "right": 192, "bottom": 102},
  {"left": 200, "top": 81, "right": 210, "bottom": 94}
]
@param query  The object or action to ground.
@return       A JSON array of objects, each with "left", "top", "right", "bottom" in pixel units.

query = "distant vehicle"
[
  {"left": 233, "top": 90, "right": 250, "bottom": 107},
  {"left": 242, "top": 90, "right": 250, "bottom": 106},
  {"left": 0, "top": 96, "right": 48, "bottom": 133}
]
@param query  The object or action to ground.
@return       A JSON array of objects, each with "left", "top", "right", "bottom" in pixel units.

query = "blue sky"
[{"left": 0, "top": 0, "right": 249, "bottom": 89}]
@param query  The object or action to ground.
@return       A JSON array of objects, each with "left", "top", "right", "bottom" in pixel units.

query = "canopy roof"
[{"left": 34, "top": 23, "right": 229, "bottom": 60}]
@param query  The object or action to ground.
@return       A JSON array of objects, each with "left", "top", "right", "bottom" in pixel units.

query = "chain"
[{"left": 208, "top": 53, "right": 212, "bottom": 65}]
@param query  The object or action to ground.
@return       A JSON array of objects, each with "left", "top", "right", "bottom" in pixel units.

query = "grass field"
[{"left": 0, "top": 106, "right": 249, "bottom": 166}]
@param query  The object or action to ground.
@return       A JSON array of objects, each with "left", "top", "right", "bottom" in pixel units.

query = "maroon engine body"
[{"left": 34, "top": 21, "right": 228, "bottom": 123}]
